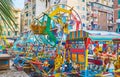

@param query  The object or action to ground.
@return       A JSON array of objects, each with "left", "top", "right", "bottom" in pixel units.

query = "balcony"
[
  {"left": 108, "top": 17, "right": 113, "bottom": 21},
  {"left": 116, "top": 19, "right": 120, "bottom": 24},
  {"left": 108, "top": 23, "right": 114, "bottom": 26},
  {"left": 92, "top": 7, "right": 98, "bottom": 10},
  {"left": 24, "top": 9, "right": 29, "bottom": 13},
  {"left": 91, "top": 13, "right": 98, "bottom": 18}
]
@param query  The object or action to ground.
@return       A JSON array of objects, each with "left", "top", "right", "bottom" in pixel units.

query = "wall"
[{"left": 114, "top": 0, "right": 120, "bottom": 32}]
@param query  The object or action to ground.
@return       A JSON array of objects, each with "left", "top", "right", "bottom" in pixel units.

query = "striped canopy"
[{"left": 67, "top": 30, "right": 89, "bottom": 40}]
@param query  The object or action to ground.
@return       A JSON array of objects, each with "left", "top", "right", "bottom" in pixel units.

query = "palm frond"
[
  {"left": 0, "top": 24, "right": 2, "bottom": 35},
  {"left": 0, "top": 0, "right": 16, "bottom": 35}
]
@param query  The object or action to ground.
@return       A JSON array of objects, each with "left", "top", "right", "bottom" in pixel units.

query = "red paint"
[{"left": 71, "top": 48, "right": 84, "bottom": 53}]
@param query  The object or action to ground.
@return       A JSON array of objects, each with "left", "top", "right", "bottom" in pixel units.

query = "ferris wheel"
[{"left": 30, "top": 4, "right": 82, "bottom": 47}]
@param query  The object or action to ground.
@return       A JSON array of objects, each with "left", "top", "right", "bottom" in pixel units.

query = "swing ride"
[{"left": 10, "top": 4, "right": 120, "bottom": 77}]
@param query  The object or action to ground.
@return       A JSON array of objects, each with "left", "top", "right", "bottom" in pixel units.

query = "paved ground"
[
  {"left": 0, "top": 70, "right": 29, "bottom": 77},
  {"left": 0, "top": 60, "right": 29, "bottom": 77}
]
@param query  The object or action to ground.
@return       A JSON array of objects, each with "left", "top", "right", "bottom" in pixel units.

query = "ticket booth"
[{"left": 66, "top": 30, "right": 89, "bottom": 71}]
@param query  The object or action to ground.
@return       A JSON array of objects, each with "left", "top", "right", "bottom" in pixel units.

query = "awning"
[
  {"left": 85, "top": 30, "right": 120, "bottom": 36},
  {"left": 85, "top": 30, "right": 120, "bottom": 41},
  {"left": 89, "top": 35, "right": 120, "bottom": 41},
  {"left": 67, "top": 30, "right": 120, "bottom": 41},
  {"left": 112, "top": 38, "right": 120, "bottom": 43}
]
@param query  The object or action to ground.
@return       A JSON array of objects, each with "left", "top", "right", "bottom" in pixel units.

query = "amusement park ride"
[{"left": 2, "top": 4, "right": 120, "bottom": 77}]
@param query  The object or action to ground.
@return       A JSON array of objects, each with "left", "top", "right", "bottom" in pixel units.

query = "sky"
[{"left": 13, "top": 0, "right": 24, "bottom": 9}]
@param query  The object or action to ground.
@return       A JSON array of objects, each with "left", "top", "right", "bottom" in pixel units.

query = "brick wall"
[
  {"left": 114, "top": 0, "right": 118, "bottom": 22},
  {"left": 114, "top": 0, "right": 118, "bottom": 9}
]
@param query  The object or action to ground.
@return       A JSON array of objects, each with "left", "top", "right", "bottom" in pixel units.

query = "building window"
[
  {"left": 8, "top": 31, "right": 10, "bottom": 36},
  {"left": 26, "top": 13, "right": 28, "bottom": 17},
  {"left": 81, "top": 15, "right": 85, "bottom": 19},
  {"left": 4, "top": 31, "right": 6, "bottom": 35},
  {"left": 82, "top": 7, "right": 85, "bottom": 11},
  {"left": 118, "top": 10, "right": 120, "bottom": 18},
  {"left": 118, "top": 0, "right": 120, "bottom": 5},
  {"left": 15, "top": 31, "right": 17, "bottom": 36},
  {"left": 82, "top": 0, "right": 85, "bottom": 2},
  {"left": 28, "top": 19, "right": 31, "bottom": 26},
  {"left": 76, "top": 6, "right": 80, "bottom": 9},
  {"left": 25, "top": 4, "right": 28, "bottom": 9},
  {"left": 33, "top": 11, "right": 35, "bottom": 15},
  {"left": 108, "top": 26, "right": 113, "bottom": 31},
  {"left": 33, "top": 4, "right": 36, "bottom": 9}
]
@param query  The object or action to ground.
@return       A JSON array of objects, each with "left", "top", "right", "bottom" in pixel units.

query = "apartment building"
[
  {"left": 1, "top": 8, "right": 21, "bottom": 41},
  {"left": 67, "top": 0, "right": 87, "bottom": 30},
  {"left": 114, "top": 0, "right": 120, "bottom": 33},
  {"left": 22, "top": 0, "right": 88, "bottom": 31},
  {"left": 86, "top": 0, "right": 113, "bottom": 31},
  {"left": 22, "top": 0, "right": 114, "bottom": 32},
  {"left": 22, "top": 0, "right": 67, "bottom": 32}
]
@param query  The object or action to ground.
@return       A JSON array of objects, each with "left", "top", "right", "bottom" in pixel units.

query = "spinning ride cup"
[{"left": 30, "top": 24, "right": 47, "bottom": 34}]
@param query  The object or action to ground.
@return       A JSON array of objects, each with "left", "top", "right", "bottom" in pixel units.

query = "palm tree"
[{"left": 0, "top": 0, "right": 16, "bottom": 35}]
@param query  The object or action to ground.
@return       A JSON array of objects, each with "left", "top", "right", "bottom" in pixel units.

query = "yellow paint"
[
  {"left": 49, "top": 7, "right": 71, "bottom": 17},
  {"left": 54, "top": 73, "right": 61, "bottom": 77},
  {"left": 49, "top": 7, "right": 72, "bottom": 29},
  {"left": 54, "top": 55, "right": 63, "bottom": 71},
  {"left": 72, "top": 54, "right": 77, "bottom": 62},
  {"left": 78, "top": 54, "right": 84, "bottom": 62},
  {"left": 67, "top": 50, "right": 70, "bottom": 62},
  {"left": 85, "top": 49, "right": 88, "bottom": 68},
  {"left": 106, "top": 41, "right": 113, "bottom": 44},
  {"left": 80, "top": 30, "right": 82, "bottom": 38},
  {"left": 63, "top": 26, "right": 69, "bottom": 34},
  {"left": 0, "top": 36, "right": 9, "bottom": 45}
]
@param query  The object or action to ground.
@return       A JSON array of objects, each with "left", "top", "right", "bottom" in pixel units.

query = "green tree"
[{"left": 0, "top": 0, "right": 16, "bottom": 35}]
